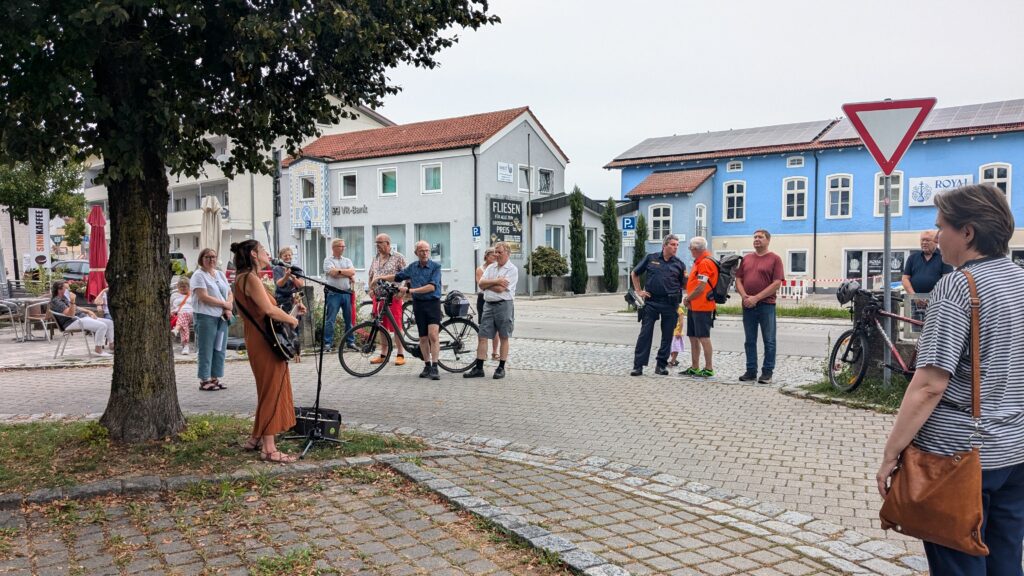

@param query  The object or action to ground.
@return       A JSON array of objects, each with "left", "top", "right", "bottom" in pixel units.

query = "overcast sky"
[{"left": 380, "top": 0, "right": 1024, "bottom": 200}]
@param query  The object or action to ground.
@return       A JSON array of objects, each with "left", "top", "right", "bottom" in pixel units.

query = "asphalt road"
[{"left": 514, "top": 294, "right": 847, "bottom": 358}]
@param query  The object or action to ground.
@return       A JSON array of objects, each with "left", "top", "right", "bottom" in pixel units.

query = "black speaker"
[{"left": 292, "top": 407, "right": 342, "bottom": 439}]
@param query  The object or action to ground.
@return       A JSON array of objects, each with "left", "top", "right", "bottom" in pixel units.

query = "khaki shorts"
[{"left": 479, "top": 300, "right": 514, "bottom": 339}]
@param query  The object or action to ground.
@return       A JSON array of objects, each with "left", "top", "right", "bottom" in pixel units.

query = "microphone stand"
[{"left": 282, "top": 268, "right": 345, "bottom": 457}]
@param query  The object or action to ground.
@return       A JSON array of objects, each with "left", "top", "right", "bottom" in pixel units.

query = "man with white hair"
[
  {"left": 379, "top": 240, "right": 443, "bottom": 380},
  {"left": 680, "top": 236, "right": 718, "bottom": 377}
]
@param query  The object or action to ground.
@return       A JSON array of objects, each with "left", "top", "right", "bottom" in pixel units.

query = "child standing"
[{"left": 669, "top": 304, "right": 685, "bottom": 367}]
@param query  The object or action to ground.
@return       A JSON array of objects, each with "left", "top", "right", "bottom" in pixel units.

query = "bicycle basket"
[{"left": 444, "top": 290, "right": 471, "bottom": 318}]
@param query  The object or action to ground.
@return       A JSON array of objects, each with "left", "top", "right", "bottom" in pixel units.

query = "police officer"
[{"left": 630, "top": 234, "right": 687, "bottom": 376}]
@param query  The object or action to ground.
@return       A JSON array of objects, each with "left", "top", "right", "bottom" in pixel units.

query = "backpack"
[{"left": 705, "top": 254, "right": 743, "bottom": 304}]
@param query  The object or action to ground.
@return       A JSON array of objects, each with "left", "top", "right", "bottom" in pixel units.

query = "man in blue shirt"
[
  {"left": 379, "top": 240, "right": 443, "bottom": 380},
  {"left": 902, "top": 231, "right": 953, "bottom": 326},
  {"left": 630, "top": 234, "right": 687, "bottom": 376}
]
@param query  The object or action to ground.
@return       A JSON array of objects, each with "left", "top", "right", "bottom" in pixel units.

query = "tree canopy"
[
  {"left": 601, "top": 198, "right": 620, "bottom": 292},
  {"left": 0, "top": 160, "right": 85, "bottom": 224}
]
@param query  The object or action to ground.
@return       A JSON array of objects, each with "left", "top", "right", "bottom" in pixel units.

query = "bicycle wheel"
[
  {"left": 436, "top": 318, "right": 479, "bottom": 373},
  {"left": 401, "top": 299, "right": 418, "bottom": 341},
  {"left": 339, "top": 321, "right": 392, "bottom": 377},
  {"left": 356, "top": 300, "right": 374, "bottom": 322},
  {"left": 828, "top": 328, "right": 869, "bottom": 393}
]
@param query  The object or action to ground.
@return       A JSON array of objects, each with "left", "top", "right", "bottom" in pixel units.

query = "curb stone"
[
  {"left": 780, "top": 383, "right": 898, "bottom": 414},
  {"left": 378, "top": 454, "right": 632, "bottom": 576},
  {"left": 349, "top": 419, "right": 927, "bottom": 575}
]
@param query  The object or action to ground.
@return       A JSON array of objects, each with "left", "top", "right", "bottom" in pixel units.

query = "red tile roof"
[
  {"left": 286, "top": 107, "right": 568, "bottom": 166},
  {"left": 626, "top": 168, "right": 717, "bottom": 198}
]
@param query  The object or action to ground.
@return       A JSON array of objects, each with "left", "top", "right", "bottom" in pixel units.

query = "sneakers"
[
  {"left": 370, "top": 356, "right": 386, "bottom": 365},
  {"left": 395, "top": 355, "right": 405, "bottom": 366},
  {"left": 758, "top": 370, "right": 773, "bottom": 384},
  {"left": 739, "top": 371, "right": 757, "bottom": 382},
  {"left": 181, "top": 345, "right": 190, "bottom": 355},
  {"left": 419, "top": 365, "right": 431, "bottom": 378},
  {"left": 493, "top": 366, "right": 505, "bottom": 379},
  {"left": 463, "top": 366, "right": 485, "bottom": 379},
  {"left": 429, "top": 364, "right": 440, "bottom": 381},
  {"left": 96, "top": 351, "right": 111, "bottom": 357},
  {"left": 697, "top": 368, "right": 715, "bottom": 378},
  {"left": 345, "top": 343, "right": 359, "bottom": 352},
  {"left": 654, "top": 366, "right": 668, "bottom": 376},
  {"left": 171, "top": 326, "right": 180, "bottom": 336},
  {"left": 680, "top": 367, "right": 701, "bottom": 376}
]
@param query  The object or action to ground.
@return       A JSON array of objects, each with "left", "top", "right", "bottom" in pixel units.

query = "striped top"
[{"left": 914, "top": 257, "right": 1024, "bottom": 469}]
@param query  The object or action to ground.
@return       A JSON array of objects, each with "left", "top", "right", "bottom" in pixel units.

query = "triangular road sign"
[{"left": 841, "top": 98, "right": 936, "bottom": 175}]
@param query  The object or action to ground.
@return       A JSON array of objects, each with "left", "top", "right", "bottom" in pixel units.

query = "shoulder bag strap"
[{"left": 961, "top": 269, "right": 982, "bottom": 427}]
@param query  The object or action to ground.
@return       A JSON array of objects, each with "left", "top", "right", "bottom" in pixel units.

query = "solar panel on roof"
[
  {"left": 614, "top": 119, "right": 833, "bottom": 161},
  {"left": 821, "top": 99, "right": 1024, "bottom": 141}
]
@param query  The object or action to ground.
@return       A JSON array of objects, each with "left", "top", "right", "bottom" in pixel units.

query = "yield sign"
[{"left": 841, "top": 98, "right": 936, "bottom": 175}]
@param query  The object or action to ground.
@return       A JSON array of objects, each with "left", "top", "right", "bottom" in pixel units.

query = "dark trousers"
[
  {"left": 742, "top": 303, "right": 777, "bottom": 373},
  {"left": 633, "top": 299, "right": 678, "bottom": 370},
  {"left": 924, "top": 461, "right": 1024, "bottom": 575}
]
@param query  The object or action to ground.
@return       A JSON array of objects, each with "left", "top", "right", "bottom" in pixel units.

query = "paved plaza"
[{"left": 0, "top": 296, "right": 930, "bottom": 574}]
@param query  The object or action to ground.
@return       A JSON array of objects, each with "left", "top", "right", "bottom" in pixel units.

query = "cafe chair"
[{"left": 48, "top": 310, "right": 94, "bottom": 359}]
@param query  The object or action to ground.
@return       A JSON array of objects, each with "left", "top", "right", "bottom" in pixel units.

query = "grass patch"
[
  {"left": 251, "top": 546, "right": 321, "bottom": 576},
  {"left": 803, "top": 375, "right": 910, "bottom": 412},
  {"left": 0, "top": 416, "right": 426, "bottom": 494},
  {"left": 717, "top": 304, "right": 850, "bottom": 319},
  {"left": 0, "top": 528, "right": 17, "bottom": 558}
]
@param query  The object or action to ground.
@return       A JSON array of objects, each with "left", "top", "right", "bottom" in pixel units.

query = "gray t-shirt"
[
  {"left": 914, "top": 257, "right": 1024, "bottom": 469},
  {"left": 323, "top": 256, "right": 353, "bottom": 292}
]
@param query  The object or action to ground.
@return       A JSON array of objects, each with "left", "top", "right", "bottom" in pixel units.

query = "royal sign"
[{"left": 908, "top": 174, "right": 974, "bottom": 207}]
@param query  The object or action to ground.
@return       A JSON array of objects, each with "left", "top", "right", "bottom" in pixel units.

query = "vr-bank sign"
[{"left": 908, "top": 174, "right": 973, "bottom": 207}]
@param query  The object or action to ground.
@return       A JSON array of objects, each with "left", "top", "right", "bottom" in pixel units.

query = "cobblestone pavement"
[{"left": 0, "top": 466, "right": 573, "bottom": 576}]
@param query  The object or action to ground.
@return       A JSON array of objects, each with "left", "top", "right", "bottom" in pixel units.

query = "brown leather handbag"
[{"left": 879, "top": 270, "right": 989, "bottom": 556}]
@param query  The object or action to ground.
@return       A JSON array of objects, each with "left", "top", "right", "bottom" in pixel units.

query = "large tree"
[
  {"left": 601, "top": 198, "right": 620, "bottom": 292},
  {"left": 0, "top": 1, "right": 498, "bottom": 442},
  {"left": 568, "top": 185, "right": 587, "bottom": 294}
]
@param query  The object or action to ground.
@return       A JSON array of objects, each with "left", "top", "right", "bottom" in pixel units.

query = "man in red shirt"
[
  {"left": 680, "top": 236, "right": 719, "bottom": 377},
  {"left": 734, "top": 229, "right": 784, "bottom": 384}
]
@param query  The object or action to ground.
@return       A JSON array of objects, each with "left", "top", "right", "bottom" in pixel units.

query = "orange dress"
[{"left": 234, "top": 272, "right": 296, "bottom": 437}]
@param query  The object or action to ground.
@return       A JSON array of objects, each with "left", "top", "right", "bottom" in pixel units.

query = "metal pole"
[
  {"left": 527, "top": 133, "right": 533, "bottom": 297},
  {"left": 272, "top": 149, "right": 282, "bottom": 254},
  {"left": 882, "top": 174, "right": 892, "bottom": 387}
]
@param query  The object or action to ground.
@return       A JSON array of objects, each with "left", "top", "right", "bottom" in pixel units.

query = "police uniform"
[{"left": 632, "top": 252, "right": 687, "bottom": 371}]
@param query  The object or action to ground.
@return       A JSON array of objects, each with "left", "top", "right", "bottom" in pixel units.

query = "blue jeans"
[
  {"left": 323, "top": 291, "right": 353, "bottom": 348},
  {"left": 195, "top": 312, "right": 226, "bottom": 381},
  {"left": 742, "top": 303, "right": 776, "bottom": 373},
  {"left": 924, "top": 461, "right": 1024, "bottom": 575}
]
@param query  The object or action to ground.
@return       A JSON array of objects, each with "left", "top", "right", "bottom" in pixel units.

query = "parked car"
[{"left": 25, "top": 259, "right": 91, "bottom": 282}]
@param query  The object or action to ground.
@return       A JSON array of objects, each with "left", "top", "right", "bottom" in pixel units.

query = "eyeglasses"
[
  {"left": 375, "top": 241, "right": 388, "bottom": 244},
  {"left": 203, "top": 255, "right": 216, "bottom": 259}
]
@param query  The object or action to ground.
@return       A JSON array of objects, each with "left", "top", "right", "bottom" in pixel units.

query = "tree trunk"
[{"left": 98, "top": 153, "right": 185, "bottom": 442}]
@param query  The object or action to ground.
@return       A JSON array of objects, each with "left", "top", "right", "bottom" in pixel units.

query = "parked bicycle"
[
  {"left": 340, "top": 283, "right": 478, "bottom": 377},
  {"left": 828, "top": 280, "right": 925, "bottom": 392}
]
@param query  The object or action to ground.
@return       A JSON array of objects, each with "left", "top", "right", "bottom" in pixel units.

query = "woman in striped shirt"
[{"left": 876, "top": 184, "right": 1024, "bottom": 573}]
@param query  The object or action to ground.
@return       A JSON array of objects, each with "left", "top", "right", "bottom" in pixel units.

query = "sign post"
[{"left": 842, "top": 97, "right": 936, "bottom": 386}]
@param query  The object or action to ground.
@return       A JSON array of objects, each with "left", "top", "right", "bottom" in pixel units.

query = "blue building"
[{"left": 606, "top": 99, "right": 1024, "bottom": 290}]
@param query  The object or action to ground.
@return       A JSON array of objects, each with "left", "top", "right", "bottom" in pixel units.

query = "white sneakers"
[
  {"left": 181, "top": 345, "right": 190, "bottom": 355},
  {"left": 96, "top": 351, "right": 112, "bottom": 357},
  {"left": 171, "top": 326, "right": 180, "bottom": 336}
]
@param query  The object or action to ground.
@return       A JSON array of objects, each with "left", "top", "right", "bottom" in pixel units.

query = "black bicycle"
[
  {"left": 829, "top": 281, "right": 924, "bottom": 392},
  {"left": 340, "top": 283, "right": 478, "bottom": 377}
]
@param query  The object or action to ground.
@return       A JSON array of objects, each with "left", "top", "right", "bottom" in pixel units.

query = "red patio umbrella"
[{"left": 86, "top": 205, "right": 108, "bottom": 302}]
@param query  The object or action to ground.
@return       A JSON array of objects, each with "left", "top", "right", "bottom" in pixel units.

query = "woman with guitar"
[{"left": 231, "top": 240, "right": 304, "bottom": 464}]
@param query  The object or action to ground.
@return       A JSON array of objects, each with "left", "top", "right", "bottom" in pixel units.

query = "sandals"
[
  {"left": 211, "top": 378, "right": 226, "bottom": 390},
  {"left": 240, "top": 438, "right": 262, "bottom": 451},
  {"left": 259, "top": 450, "right": 298, "bottom": 464},
  {"left": 199, "top": 380, "right": 220, "bottom": 391}
]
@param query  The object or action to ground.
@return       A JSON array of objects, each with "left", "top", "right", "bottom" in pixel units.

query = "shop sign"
[
  {"left": 488, "top": 198, "right": 523, "bottom": 254},
  {"left": 908, "top": 175, "right": 973, "bottom": 207},
  {"left": 497, "top": 162, "right": 514, "bottom": 183}
]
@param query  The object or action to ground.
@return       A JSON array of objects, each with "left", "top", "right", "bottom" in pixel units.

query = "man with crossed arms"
[{"left": 464, "top": 241, "right": 518, "bottom": 380}]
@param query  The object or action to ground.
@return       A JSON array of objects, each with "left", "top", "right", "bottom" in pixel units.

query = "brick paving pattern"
[{"left": 0, "top": 468, "right": 572, "bottom": 576}]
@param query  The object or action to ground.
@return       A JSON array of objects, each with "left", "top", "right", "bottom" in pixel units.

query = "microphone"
[{"left": 270, "top": 258, "right": 303, "bottom": 273}]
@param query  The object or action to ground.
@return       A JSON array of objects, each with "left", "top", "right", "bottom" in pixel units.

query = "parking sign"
[
  {"left": 472, "top": 226, "right": 481, "bottom": 238},
  {"left": 622, "top": 216, "right": 636, "bottom": 231}
]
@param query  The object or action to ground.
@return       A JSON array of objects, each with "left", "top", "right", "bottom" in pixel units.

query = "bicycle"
[
  {"left": 339, "top": 283, "right": 479, "bottom": 377},
  {"left": 828, "top": 280, "right": 925, "bottom": 392},
  {"left": 357, "top": 296, "right": 415, "bottom": 337}
]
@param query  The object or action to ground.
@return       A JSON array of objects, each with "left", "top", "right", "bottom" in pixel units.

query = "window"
[
  {"left": 192, "top": 236, "right": 199, "bottom": 249},
  {"left": 378, "top": 168, "right": 397, "bottom": 196},
  {"left": 301, "top": 177, "right": 315, "bottom": 199},
  {"left": 421, "top": 163, "right": 442, "bottom": 194},
  {"left": 650, "top": 204, "right": 671, "bottom": 241},
  {"left": 980, "top": 162, "right": 1011, "bottom": 199},
  {"left": 723, "top": 181, "right": 745, "bottom": 222},
  {"left": 585, "top": 228, "right": 597, "bottom": 261},
  {"left": 545, "top": 225, "right": 565, "bottom": 255},
  {"left": 333, "top": 226, "right": 365, "bottom": 268},
  {"left": 518, "top": 165, "right": 533, "bottom": 193},
  {"left": 339, "top": 172, "right": 357, "bottom": 199},
  {"left": 173, "top": 198, "right": 188, "bottom": 212},
  {"left": 372, "top": 224, "right": 406, "bottom": 257},
  {"left": 538, "top": 169, "right": 553, "bottom": 194},
  {"left": 787, "top": 156, "right": 805, "bottom": 168},
  {"left": 303, "top": 229, "right": 326, "bottom": 275},
  {"left": 415, "top": 222, "right": 451, "bottom": 268},
  {"left": 827, "top": 174, "right": 852, "bottom": 219},
  {"left": 782, "top": 177, "right": 807, "bottom": 220},
  {"left": 874, "top": 171, "right": 903, "bottom": 217},
  {"left": 694, "top": 203, "right": 708, "bottom": 238},
  {"left": 788, "top": 250, "right": 808, "bottom": 275},
  {"left": 173, "top": 237, "right": 181, "bottom": 250},
  {"left": 727, "top": 161, "right": 743, "bottom": 172}
]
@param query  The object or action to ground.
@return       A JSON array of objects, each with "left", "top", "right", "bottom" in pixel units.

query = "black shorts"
[
  {"left": 413, "top": 299, "right": 442, "bottom": 335},
  {"left": 687, "top": 311, "right": 714, "bottom": 338}
]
